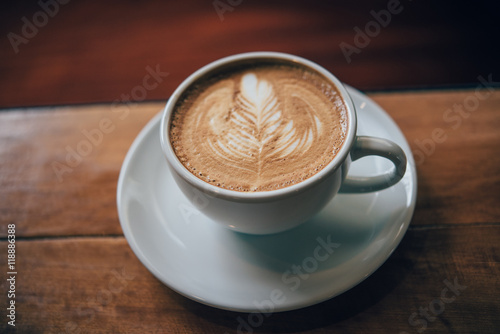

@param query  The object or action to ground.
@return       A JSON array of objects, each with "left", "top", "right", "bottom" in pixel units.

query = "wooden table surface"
[{"left": 1, "top": 88, "right": 499, "bottom": 333}]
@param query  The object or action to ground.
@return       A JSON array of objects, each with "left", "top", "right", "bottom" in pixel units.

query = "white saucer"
[{"left": 117, "top": 86, "right": 417, "bottom": 312}]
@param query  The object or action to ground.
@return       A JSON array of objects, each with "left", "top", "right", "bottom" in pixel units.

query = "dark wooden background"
[{"left": 1, "top": 0, "right": 499, "bottom": 108}]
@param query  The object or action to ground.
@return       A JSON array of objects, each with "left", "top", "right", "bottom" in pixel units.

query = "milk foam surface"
[{"left": 170, "top": 63, "right": 348, "bottom": 192}]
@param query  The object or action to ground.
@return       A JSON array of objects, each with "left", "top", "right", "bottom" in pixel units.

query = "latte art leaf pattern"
[
  {"left": 205, "top": 73, "right": 323, "bottom": 175},
  {"left": 170, "top": 64, "right": 347, "bottom": 191}
]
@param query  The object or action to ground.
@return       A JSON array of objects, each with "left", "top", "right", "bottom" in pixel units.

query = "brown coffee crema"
[{"left": 170, "top": 63, "right": 348, "bottom": 192}]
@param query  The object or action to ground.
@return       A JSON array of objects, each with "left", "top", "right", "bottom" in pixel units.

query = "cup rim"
[{"left": 160, "top": 51, "right": 357, "bottom": 202}]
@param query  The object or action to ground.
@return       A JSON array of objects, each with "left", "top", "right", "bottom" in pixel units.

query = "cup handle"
[{"left": 339, "top": 136, "right": 407, "bottom": 193}]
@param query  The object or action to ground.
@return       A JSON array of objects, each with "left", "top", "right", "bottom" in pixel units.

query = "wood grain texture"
[
  {"left": 371, "top": 89, "right": 500, "bottom": 226},
  {"left": 1, "top": 0, "right": 499, "bottom": 108},
  {"left": 0, "top": 89, "right": 499, "bottom": 333},
  {"left": 0, "top": 226, "right": 498, "bottom": 333},
  {"left": 0, "top": 103, "right": 161, "bottom": 237}
]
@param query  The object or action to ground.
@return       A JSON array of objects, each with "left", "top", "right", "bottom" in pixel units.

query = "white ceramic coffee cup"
[{"left": 160, "top": 52, "right": 406, "bottom": 234}]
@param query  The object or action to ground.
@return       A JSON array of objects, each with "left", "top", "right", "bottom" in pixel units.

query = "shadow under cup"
[{"left": 160, "top": 52, "right": 406, "bottom": 234}]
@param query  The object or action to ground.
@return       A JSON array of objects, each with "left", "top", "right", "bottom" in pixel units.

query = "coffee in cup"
[
  {"left": 160, "top": 52, "right": 406, "bottom": 234},
  {"left": 169, "top": 62, "right": 348, "bottom": 192}
]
